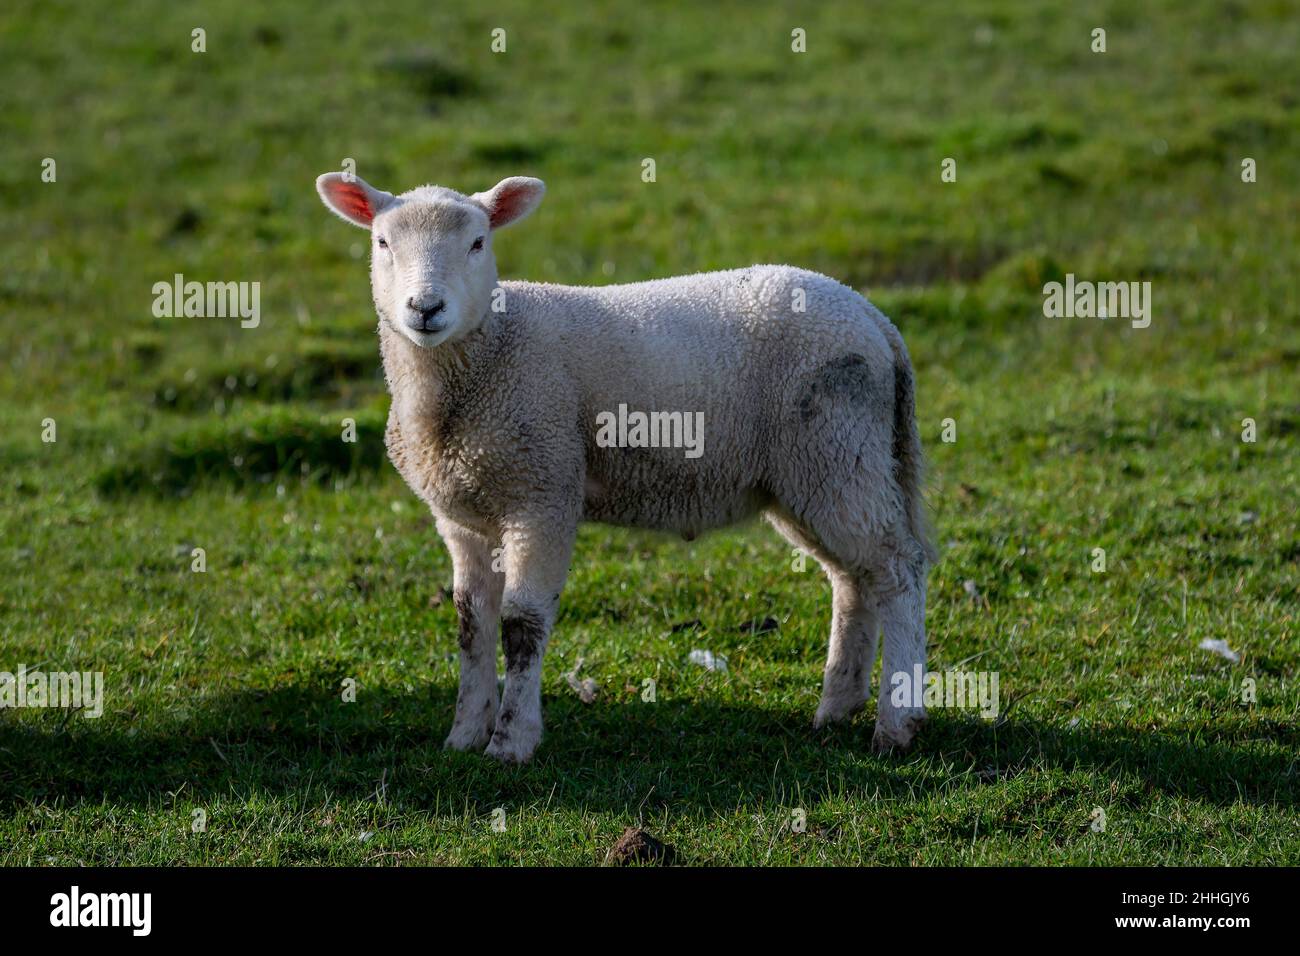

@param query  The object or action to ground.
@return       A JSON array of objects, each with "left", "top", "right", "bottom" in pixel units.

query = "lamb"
[{"left": 315, "top": 170, "right": 935, "bottom": 764}]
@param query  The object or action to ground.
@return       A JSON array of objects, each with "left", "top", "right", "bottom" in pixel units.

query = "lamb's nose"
[
  {"left": 407, "top": 297, "right": 445, "bottom": 319},
  {"left": 407, "top": 297, "right": 446, "bottom": 331}
]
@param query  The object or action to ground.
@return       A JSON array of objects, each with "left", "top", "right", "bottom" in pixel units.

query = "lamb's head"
[{"left": 316, "top": 173, "right": 545, "bottom": 348}]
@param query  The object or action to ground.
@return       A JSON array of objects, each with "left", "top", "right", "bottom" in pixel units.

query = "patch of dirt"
[{"left": 603, "top": 827, "right": 676, "bottom": 866}]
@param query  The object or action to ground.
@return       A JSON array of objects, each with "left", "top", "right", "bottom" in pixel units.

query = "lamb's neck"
[{"left": 378, "top": 319, "right": 487, "bottom": 443}]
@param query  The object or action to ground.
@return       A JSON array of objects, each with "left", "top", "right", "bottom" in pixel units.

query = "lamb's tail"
[{"left": 878, "top": 317, "right": 937, "bottom": 566}]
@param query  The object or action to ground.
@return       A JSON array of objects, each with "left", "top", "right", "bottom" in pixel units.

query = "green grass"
[{"left": 1, "top": 0, "right": 1297, "bottom": 865}]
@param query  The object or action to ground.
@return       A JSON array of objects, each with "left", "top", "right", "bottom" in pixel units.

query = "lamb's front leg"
[
  {"left": 484, "top": 520, "right": 576, "bottom": 764},
  {"left": 439, "top": 519, "right": 504, "bottom": 752}
]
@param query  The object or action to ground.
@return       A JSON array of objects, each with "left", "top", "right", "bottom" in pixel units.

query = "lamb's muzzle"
[
  {"left": 404, "top": 296, "right": 447, "bottom": 338},
  {"left": 316, "top": 170, "right": 934, "bottom": 764}
]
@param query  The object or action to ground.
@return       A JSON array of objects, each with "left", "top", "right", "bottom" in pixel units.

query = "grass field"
[{"left": 1, "top": 0, "right": 1297, "bottom": 865}]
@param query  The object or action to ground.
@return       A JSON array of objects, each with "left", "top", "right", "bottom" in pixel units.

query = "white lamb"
[{"left": 316, "top": 171, "right": 935, "bottom": 763}]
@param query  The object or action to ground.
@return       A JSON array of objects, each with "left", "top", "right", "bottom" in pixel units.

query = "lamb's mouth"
[{"left": 399, "top": 323, "right": 452, "bottom": 348}]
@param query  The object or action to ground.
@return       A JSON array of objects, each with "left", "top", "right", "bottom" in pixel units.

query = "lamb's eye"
[
  {"left": 470, "top": 236, "right": 484, "bottom": 252},
  {"left": 376, "top": 236, "right": 388, "bottom": 248}
]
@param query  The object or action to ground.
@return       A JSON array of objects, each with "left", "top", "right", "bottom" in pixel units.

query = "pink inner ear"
[
  {"left": 488, "top": 184, "right": 531, "bottom": 229},
  {"left": 328, "top": 181, "right": 374, "bottom": 224}
]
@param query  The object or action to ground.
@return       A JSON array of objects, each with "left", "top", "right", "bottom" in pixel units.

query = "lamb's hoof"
[
  {"left": 443, "top": 698, "right": 497, "bottom": 751},
  {"left": 872, "top": 712, "right": 926, "bottom": 754},
  {"left": 812, "top": 695, "right": 866, "bottom": 729},
  {"left": 484, "top": 728, "right": 540, "bottom": 765},
  {"left": 443, "top": 721, "right": 493, "bottom": 752}
]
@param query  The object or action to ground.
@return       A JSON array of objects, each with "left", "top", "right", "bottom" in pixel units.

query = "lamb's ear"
[
  {"left": 315, "top": 172, "right": 394, "bottom": 228},
  {"left": 471, "top": 176, "right": 545, "bottom": 230}
]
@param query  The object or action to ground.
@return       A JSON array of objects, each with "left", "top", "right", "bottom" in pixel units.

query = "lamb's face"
[
  {"left": 316, "top": 173, "right": 546, "bottom": 351},
  {"left": 370, "top": 198, "right": 496, "bottom": 349}
]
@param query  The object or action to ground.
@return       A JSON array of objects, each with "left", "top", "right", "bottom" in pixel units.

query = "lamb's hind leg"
[
  {"left": 440, "top": 519, "right": 505, "bottom": 752},
  {"left": 770, "top": 344, "right": 932, "bottom": 750},
  {"left": 816, "top": 573, "right": 879, "bottom": 728},
  {"left": 772, "top": 506, "right": 929, "bottom": 750},
  {"left": 766, "top": 513, "right": 879, "bottom": 728},
  {"left": 871, "top": 547, "right": 929, "bottom": 752},
  {"left": 767, "top": 480, "right": 931, "bottom": 750}
]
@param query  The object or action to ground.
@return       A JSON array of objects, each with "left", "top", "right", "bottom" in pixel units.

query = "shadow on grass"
[{"left": 1, "top": 684, "right": 1294, "bottom": 815}]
